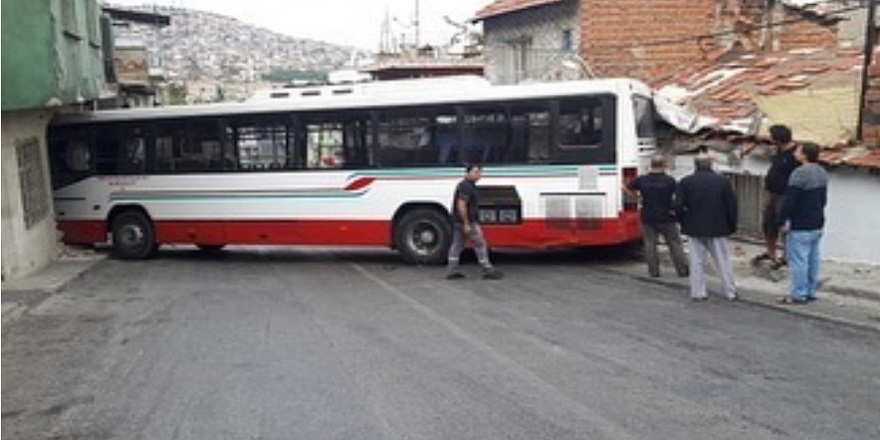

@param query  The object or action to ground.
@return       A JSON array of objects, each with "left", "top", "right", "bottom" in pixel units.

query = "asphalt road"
[{"left": 3, "top": 247, "right": 879, "bottom": 440}]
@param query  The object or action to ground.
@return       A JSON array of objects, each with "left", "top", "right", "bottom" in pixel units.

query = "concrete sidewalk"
[
  {"left": 2, "top": 249, "right": 106, "bottom": 330},
  {"left": 604, "top": 239, "right": 880, "bottom": 332},
  {"left": 3, "top": 242, "right": 879, "bottom": 332}
]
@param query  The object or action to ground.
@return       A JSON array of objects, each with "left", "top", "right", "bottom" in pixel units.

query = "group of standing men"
[
  {"left": 627, "top": 124, "right": 829, "bottom": 304},
  {"left": 443, "top": 124, "right": 829, "bottom": 305}
]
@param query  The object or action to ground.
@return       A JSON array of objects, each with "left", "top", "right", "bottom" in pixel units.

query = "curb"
[{"left": 600, "top": 261, "right": 880, "bottom": 333}]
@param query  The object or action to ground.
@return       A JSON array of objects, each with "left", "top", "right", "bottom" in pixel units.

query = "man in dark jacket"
[
  {"left": 675, "top": 153, "right": 738, "bottom": 301},
  {"left": 777, "top": 142, "right": 828, "bottom": 304},
  {"left": 626, "top": 155, "right": 689, "bottom": 278}
]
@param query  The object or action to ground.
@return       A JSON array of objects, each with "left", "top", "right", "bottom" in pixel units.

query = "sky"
[{"left": 109, "top": 0, "right": 491, "bottom": 50}]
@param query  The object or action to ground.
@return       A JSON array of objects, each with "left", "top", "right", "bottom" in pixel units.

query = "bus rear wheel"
[
  {"left": 395, "top": 208, "right": 451, "bottom": 265},
  {"left": 111, "top": 210, "right": 155, "bottom": 260}
]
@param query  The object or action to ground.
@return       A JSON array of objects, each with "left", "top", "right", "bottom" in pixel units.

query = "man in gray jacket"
[{"left": 776, "top": 142, "right": 828, "bottom": 304}]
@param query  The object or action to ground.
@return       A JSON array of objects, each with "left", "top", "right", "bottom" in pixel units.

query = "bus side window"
[
  {"left": 52, "top": 135, "right": 92, "bottom": 187},
  {"left": 556, "top": 96, "right": 614, "bottom": 164},
  {"left": 508, "top": 106, "right": 550, "bottom": 164},
  {"left": 155, "top": 135, "right": 175, "bottom": 172},
  {"left": 462, "top": 109, "right": 508, "bottom": 165},
  {"left": 435, "top": 130, "right": 458, "bottom": 164},
  {"left": 306, "top": 122, "right": 344, "bottom": 169},
  {"left": 120, "top": 137, "right": 146, "bottom": 173}
]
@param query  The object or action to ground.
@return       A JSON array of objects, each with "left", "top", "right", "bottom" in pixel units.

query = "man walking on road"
[
  {"left": 777, "top": 142, "right": 828, "bottom": 304},
  {"left": 675, "top": 152, "right": 738, "bottom": 301},
  {"left": 625, "top": 155, "right": 689, "bottom": 278},
  {"left": 445, "top": 164, "right": 502, "bottom": 280}
]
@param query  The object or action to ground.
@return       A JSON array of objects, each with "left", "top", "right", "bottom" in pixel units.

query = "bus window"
[
  {"left": 300, "top": 112, "right": 370, "bottom": 169},
  {"left": 462, "top": 106, "right": 508, "bottom": 165},
  {"left": 341, "top": 119, "right": 369, "bottom": 168},
  {"left": 154, "top": 129, "right": 178, "bottom": 172},
  {"left": 235, "top": 122, "right": 288, "bottom": 170},
  {"left": 95, "top": 124, "right": 146, "bottom": 174},
  {"left": 509, "top": 104, "right": 550, "bottom": 164},
  {"left": 374, "top": 107, "right": 457, "bottom": 167},
  {"left": 50, "top": 129, "right": 93, "bottom": 188},
  {"left": 632, "top": 95, "right": 656, "bottom": 139},
  {"left": 556, "top": 96, "right": 615, "bottom": 164},
  {"left": 374, "top": 113, "right": 430, "bottom": 166},
  {"left": 307, "top": 122, "right": 344, "bottom": 169},
  {"left": 151, "top": 121, "right": 223, "bottom": 172}
]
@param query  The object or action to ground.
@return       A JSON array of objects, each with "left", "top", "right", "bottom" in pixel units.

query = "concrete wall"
[
  {"left": 482, "top": 0, "right": 579, "bottom": 84},
  {"left": 1, "top": 110, "right": 59, "bottom": 281},
  {"left": 821, "top": 166, "right": 880, "bottom": 264},
  {"left": 2, "top": 0, "right": 105, "bottom": 111}
]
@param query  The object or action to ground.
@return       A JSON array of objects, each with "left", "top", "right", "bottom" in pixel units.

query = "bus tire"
[
  {"left": 395, "top": 208, "right": 451, "bottom": 265},
  {"left": 111, "top": 210, "right": 155, "bottom": 260}
]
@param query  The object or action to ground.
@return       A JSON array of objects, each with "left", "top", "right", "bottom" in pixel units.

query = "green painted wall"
[{"left": 1, "top": 0, "right": 105, "bottom": 111}]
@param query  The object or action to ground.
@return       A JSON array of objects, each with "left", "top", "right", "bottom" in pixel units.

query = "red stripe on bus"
[
  {"left": 58, "top": 213, "right": 642, "bottom": 249},
  {"left": 343, "top": 177, "right": 375, "bottom": 191}
]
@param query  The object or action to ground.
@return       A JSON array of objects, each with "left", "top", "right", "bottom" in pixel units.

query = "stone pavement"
[{"left": 3, "top": 242, "right": 879, "bottom": 331}]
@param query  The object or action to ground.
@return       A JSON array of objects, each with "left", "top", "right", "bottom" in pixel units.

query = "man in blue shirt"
[{"left": 777, "top": 142, "right": 828, "bottom": 304}]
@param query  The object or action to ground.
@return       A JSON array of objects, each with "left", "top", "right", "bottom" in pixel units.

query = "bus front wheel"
[
  {"left": 395, "top": 209, "right": 451, "bottom": 265},
  {"left": 111, "top": 210, "right": 155, "bottom": 260}
]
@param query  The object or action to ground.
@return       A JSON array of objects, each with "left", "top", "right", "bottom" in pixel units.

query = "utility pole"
[
  {"left": 858, "top": 0, "right": 877, "bottom": 141},
  {"left": 414, "top": 0, "right": 421, "bottom": 48}
]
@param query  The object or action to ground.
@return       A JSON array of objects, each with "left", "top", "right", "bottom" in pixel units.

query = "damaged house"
[{"left": 474, "top": 0, "right": 879, "bottom": 262}]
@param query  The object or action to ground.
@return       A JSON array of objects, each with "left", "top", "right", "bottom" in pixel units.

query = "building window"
[
  {"left": 508, "top": 37, "right": 532, "bottom": 83},
  {"left": 562, "top": 29, "right": 573, "bottom": 51},
  {"left": 16, "top": 138, "right": 50, "bottom": 229}
]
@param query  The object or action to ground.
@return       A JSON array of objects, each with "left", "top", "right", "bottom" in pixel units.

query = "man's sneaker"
[
  {"left": 482, "top": 269, "right": 503, "bottom": 280},
  {"left": 445, "top": 271, "right": 465, "bottom": 280}
]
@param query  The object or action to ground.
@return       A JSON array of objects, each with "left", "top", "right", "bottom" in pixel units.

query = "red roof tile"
[
  {"left": 844, "top": 148, "right": 880, "bottom": 171},
  {"left": 472, "top": 0, "right": 562, "bottom": 21}
]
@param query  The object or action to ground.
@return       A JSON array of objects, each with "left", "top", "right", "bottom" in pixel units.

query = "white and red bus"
[{"left": 48, "top": 76, "right": 657, "bottom": 263}]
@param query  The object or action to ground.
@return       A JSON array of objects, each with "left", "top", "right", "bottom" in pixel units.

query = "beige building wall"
[
  {"left": 1, "top": 109, "right": 59, "bottom": 281},
  {"left": 756, "top": 86, "right": 861, "bottom": 145}
]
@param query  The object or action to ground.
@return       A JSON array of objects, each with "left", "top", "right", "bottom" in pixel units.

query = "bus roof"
[{"left": 52, "top": 77, "right": 652, "bottom": 126}]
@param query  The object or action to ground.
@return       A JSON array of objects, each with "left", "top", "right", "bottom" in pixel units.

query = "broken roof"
[
  {"left": 472, "top": 0, "right": 563, "bottom": 22},
  {"left": 779, "top": 0, "right": 856, "bottom": 19},
  {"left": 653, "top": 45, "right": 880, "bottom": 171},
  {"left": 654, "top": 46, "right": 863, "bottom": 140}
]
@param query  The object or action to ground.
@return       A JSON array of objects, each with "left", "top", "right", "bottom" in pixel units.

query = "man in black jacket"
[
  {"left": 743, "top": 124, "right": 799, "bottom": 268},
  {"left": 625, "top": 155, "right": 689, "bottom": 278},
  {"left": 676, "top": 152, "right": 738, "bottom": 301}
]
